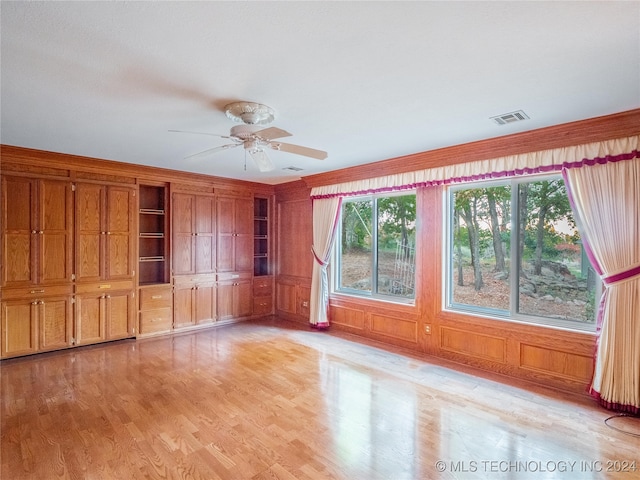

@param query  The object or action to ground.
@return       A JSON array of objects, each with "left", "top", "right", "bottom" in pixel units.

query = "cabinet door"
[
  {"left": 195, "top": 283, "right": 216, "bottom": 324},
  {"left": 217, "top": 196, "right": 253, "bottom": 273},
  {"left": 217, "top": 280, "right": 252, "bottom": 321},
  {"left": 173, "top": 284, "right": 195, "bottom": 328},
  {"left": 195, "top": 195, "right": 215, "bottom": 274},
  {"left": 39, "top": 297, "right": 73, "bottom": 351},
  {"left": 105, "top": 291, "right": 134, "bottom": 340},
  {"left": 76, "top": 183, "right": 104, "bottom": 282},
  {"left": 75, "top": 293, "right": 106, "bottom": 345},
  {"left": 1, "top": 176, "right": 36, "bottom": 287},
  {"left": 172, "top": 193, "right": 195, "bottom": 275},
  {"left": 39, "top": 180, "right": 73, "bottom": 284},
  {"left": 1, "top": 300, "right": 38, "bottom": 357},
  {"left": 216, "top": 281, "right": 234, "bottom": 321},
  {"left": 235, "top": 280, "right": 253, "bottom": 318},
  {"left": 106, "top": 187, "right": 134, "bottom": 280}
]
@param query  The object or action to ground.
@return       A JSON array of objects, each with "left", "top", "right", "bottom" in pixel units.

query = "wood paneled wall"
[{"left": 275, "top": 108, "right": 640, "bottom": 395}]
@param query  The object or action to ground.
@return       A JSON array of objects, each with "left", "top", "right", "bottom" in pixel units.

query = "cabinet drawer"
[
  {"left": 253, "top": 279, "right": 272, "bottom": 296},
  {"left": 253, "top": 296, "right": 273, "bottom": 316},
  {"left": 217, "top": 271, "right": 252, "bottom": 282},
  {"left": 139, "top": 286, "right": 172, "bottom": 310},
  {"left": 139, "top": 308, "right": 172, "bottom": 335},
  {"left": 1, "top": 284, "right": 73, "bottom": 300}
]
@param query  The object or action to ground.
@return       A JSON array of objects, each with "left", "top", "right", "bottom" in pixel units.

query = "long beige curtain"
[
  {"left": 563, "top": 157, "right": 640, "bottom": 413},
  {"left": 309, "top": 197, "right": 342, "bottom": 328}
]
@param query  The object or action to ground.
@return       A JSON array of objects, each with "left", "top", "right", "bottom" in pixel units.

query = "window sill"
[
  {"left": 330, "top": 291, "right": 417, "bottom": 311},
  {"left": 441, "top": 307, "right": 597, "bottom": 335}
]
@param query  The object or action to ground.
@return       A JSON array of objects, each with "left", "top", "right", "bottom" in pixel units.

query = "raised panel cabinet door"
[
  {"left": 76, "top": 184, "right": 104, "bottom": 282},
  {"left": 106, "top": 187, "right": 134, "bottom": 280},
  {"left": 234, "top": 233, "right": 253, "bottom": 273},
  {"left": 234, "top": 281, "right": 253, "bottom": 318},
  {"left": 234, "top": 197, "right": 253, "bottom": 235},
  {"left": 75, "top": 294, "right": 106, "bottom": 345},
  {"left": 195, "top": 195, "right": 215, "bottom": 274},
  {"left": 216, "top": 282, "right": 234, "bottom": 321},
  {"left": 39, "top": 297, "right": 73, "bottom": 351},
  {"left": 39, "top": 180, "right": 73, "bottom": 284},
  {"left": 173, "top": 284, "right": 196, "bottom": 328},
  {"left": 105, "top": 291, "right": 133, "bottom": 340},
  {"left": 1, "top": 300, "right": 38, "bottom": 357},
  {"left": 195, "top": 283, "right": 216, "bottom": 324},
  {"left": 172, "top": 193, "right": 195, "bottom": 275},
  {"left": 1, "top": 176, "right": 36, "bottom": 286},
  {"left": 216, "top": 197, "right": 235, "bottom": 272}
]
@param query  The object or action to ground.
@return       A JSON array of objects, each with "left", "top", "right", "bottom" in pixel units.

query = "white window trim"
[{"left": 444, "top": 174, "right": 599, "bottom": 333}]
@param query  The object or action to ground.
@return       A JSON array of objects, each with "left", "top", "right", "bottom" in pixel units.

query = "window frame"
[
  {"left": 444, "top": 174, "right": 599, "bottom": 333},
  {"left": 333, "top": 191, "right": 417, "bottom": 305}
]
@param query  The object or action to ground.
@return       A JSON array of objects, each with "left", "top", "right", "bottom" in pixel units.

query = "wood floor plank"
[{"left": 2, "top": 317, "right": 639, "bottom": 479}]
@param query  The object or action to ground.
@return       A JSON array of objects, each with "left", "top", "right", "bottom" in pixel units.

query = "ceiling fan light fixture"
[{"left": 225, "top": 101, "right": 275, "bottom": 125}]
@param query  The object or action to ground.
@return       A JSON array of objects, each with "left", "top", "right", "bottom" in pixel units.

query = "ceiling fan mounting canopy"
[{"left": 225, "top": 101, "right": 275, "bottom": 125}]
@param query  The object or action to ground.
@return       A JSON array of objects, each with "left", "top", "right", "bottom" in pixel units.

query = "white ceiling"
[{"left": 2, "top": 1, "right": 639, "bottom": 185}]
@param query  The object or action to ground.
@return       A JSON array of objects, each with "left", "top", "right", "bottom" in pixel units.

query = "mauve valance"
[{"left": 310, "top": 135, "right": 640, "bottom": 199}]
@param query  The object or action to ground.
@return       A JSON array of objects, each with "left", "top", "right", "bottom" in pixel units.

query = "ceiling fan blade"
[
  {"left": 169, "top": 129, "right": 237, "bottom": 141},
  {"left": 248, "top": 149, "right": 275, "bottom": 172},
  {"left": 269, "top": 142, "right": 328, "bottom": 160},
  {"left": 253, "top": 127, "right": 292, "bottom": 141},
  {"left": 184, "top": 143, "right": 239, "bottom": 160}
]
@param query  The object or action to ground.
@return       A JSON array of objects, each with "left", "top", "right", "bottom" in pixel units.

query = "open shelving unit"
[
  {"left": 138, "top": 184, "right": 169, "bottom": 285},
  {"left": 254, "top": 197, "right": 269, "bottom": 276}
]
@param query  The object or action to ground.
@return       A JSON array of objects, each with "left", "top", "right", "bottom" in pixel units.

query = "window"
[
  {"left": 447, "top": 176, "right": 599, "bottom": 331},
  {"left": 336, "top": 192, "right": 416, "bottom": 302}
]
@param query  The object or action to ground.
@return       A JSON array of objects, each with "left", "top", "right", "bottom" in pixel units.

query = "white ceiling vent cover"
[{"left": 490, "top": 110, "right": 530, "bottom": 125}]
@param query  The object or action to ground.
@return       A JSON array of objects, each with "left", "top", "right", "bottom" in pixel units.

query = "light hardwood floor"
[{"left": 2, "top": 318, "right": 639, "bottom": 479}]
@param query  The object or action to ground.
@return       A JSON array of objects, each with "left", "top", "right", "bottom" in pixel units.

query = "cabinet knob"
[
  {"left": 32, "top": 230, "right": 37, "bottom": 234},
  {"left": 38, "top": 231, "right": 44, "bottom": 235},
  {"left": 31, "top": 301, "right": 38, "bottom": 305}
]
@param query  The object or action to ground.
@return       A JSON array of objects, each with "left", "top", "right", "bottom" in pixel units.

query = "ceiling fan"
[{"left": 170, "top": 101, "right": 328, "bottom": 172}]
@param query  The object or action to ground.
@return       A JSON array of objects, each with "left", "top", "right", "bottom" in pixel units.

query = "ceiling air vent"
[
  {"left": 490, "top": 110, "right": 529, "bottom": 125},
  {"left": 283, "top": 166, "right": 304, "bottom": 172}
]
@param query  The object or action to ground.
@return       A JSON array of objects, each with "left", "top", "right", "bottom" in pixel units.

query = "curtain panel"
[
  {"left": 309, "top": 197, "right": 342, "bottom": 328},
  {"left": 563, "top": 157, "right": 640, "bottom": 413}
]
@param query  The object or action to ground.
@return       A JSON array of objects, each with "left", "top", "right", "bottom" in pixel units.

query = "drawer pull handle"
[
  {"left": 151, "top": 295, "right": 162, "bottom": 299},
  {"left": 99, "top": 284, "right": 111, "bottom": 289},
  {"left": 30, "top": 289, "right": 45, "bottom": 294}
]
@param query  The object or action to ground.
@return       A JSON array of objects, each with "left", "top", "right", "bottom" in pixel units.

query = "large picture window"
[
  {"left": 336, "top": 193, "right": 416, "bottom": 302},
  {"left": 447, "top": 176, "right": 599, "bottom": 331}
]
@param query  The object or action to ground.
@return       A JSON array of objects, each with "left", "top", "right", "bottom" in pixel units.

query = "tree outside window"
[
  {"left": 449, "top": 176, "right": 598, "bottom": 330},
  {"left": 337, "top": 193, "right": 416, "bottom": 301}
]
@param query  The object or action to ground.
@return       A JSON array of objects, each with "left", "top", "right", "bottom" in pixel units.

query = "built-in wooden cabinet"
[
  {"left": 1, "top": 176, "right": 73, "bottom": 288},
  {"left": 172, "top": 192, "right": 216, "bottom": 275},
  {"left": 75, "top": 183, "right": 136, "bottom": 283},
  {"left": 173, "top": 275, "right": 217, "bottom": 329},
  {"left": 217, "top": 272, "right": 252, "bottom": 321},
  {"left": 75, "top": 285, "right": 135, "bottom": 345},
  {"left": 253, "top": 276, "right": 274, "bottom": 316},
  {"left": 1, "top": 287, "right": 74, "bottom": 358},
  {"left": 1, "top": 148, "right": 276, "bottom": 358},
  {"left": 1, "top": 174, "right": 74, "bottom": 358},
  {"left": 75, "top": 182, "right": 136, "bottom": 345},
  {"left": 216, "top": 194, "right": 253, "bottom": 273},
  {"left": 138, "top": 284, "right": 173, "bottom": 336}
]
